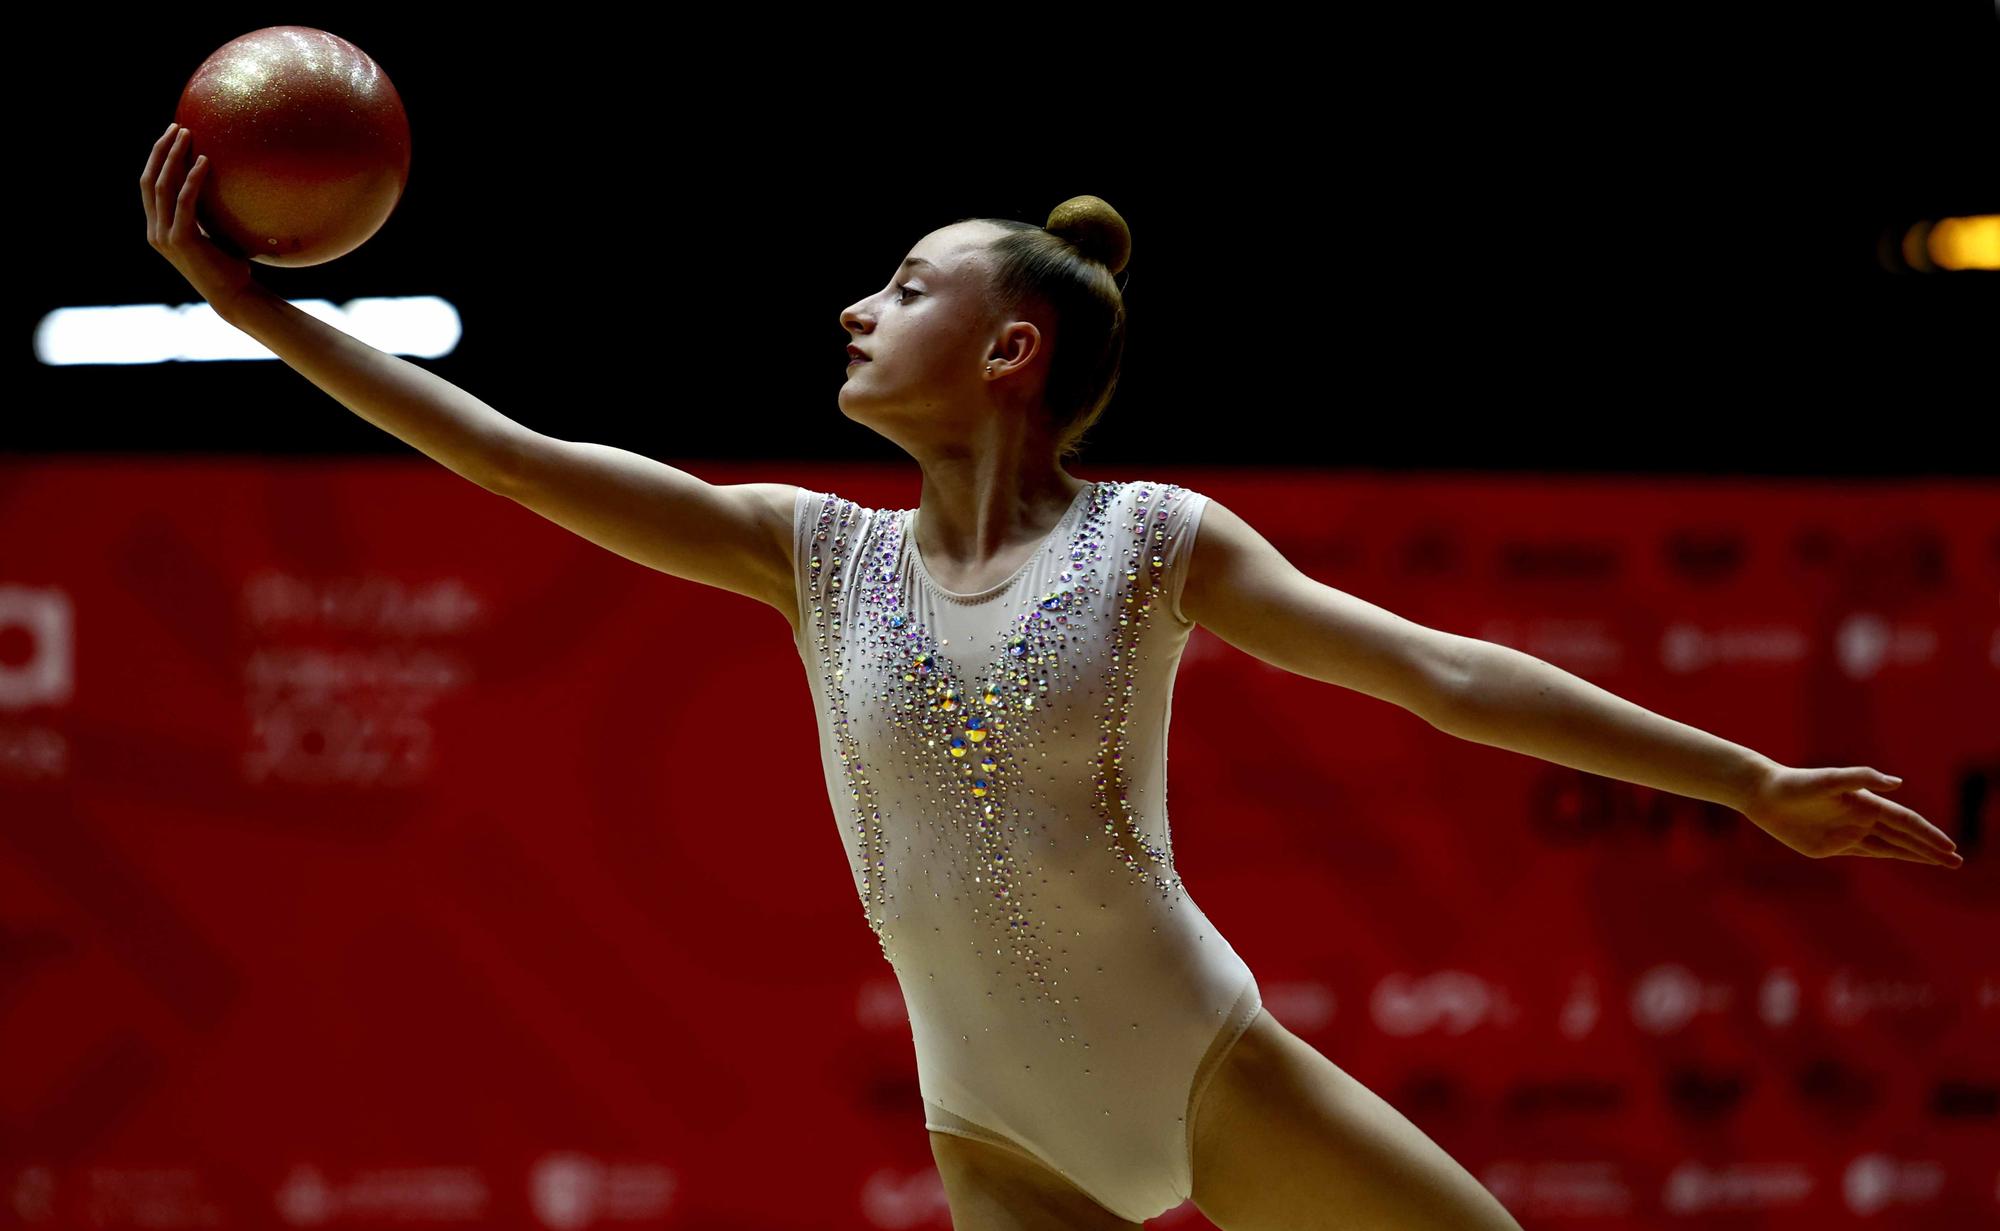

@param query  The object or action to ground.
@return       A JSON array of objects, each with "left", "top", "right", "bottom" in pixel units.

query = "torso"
[{"left": 789, "top": 478, "right": 1254, "bottom": 1223}]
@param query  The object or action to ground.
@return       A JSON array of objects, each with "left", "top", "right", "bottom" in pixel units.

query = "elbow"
[
  {"left": 481, "top": 429, "right": 556, "bottom": 497},
  {"left": 1418, "top": 633, "right": 1482, "bottom": 729}
]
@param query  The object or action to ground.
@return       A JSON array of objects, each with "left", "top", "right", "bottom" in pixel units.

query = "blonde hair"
[{"left": 955, "top": 195, "right": 1130, "bottom": 463}]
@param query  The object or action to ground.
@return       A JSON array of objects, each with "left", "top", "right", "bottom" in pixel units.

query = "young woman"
[{"left": 144, "top": 122, "right": 1961, "bottom": 1231}]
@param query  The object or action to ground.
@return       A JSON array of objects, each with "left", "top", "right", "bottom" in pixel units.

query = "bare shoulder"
[
  {"left": 728, "top": 481, "right": 805, "bottom": 633},
  {"left": 1178, "top": 496, "right": 1466, "bottom": 720},
  {"left": 1176, "top": 496, "right": 1269, "bottom": 630},
  {"left": 495, "top": 437, "right": 804, "bottom": 634}
]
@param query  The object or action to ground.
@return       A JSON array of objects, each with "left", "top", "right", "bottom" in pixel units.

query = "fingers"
[
  {"left": 1854, "top": 834, "right": 1914, "bottom": 861},
  {"left": 1889, "top": 802, "right": 1958, "bottom": 859},
  {"left": 140, "top": 121, "right": 178, "bottom": 232},
  {"left": 1849, "top": 838, "right": 1895, "bottom": 859},
  {"left": 1856, "top": 831, "right": 1958, "bottom": 867},
  {"left": 141, "top": 121, "right": 176, "bottom": 178},
  {"left": 169, "top": 152, "right": 208, "bottom": 247},
  {"left": 164, "top": 128, "right": 189, "bottom": 199},
  {"left": 148, "top": 126, "right": 187, "bottom": 240},
  {"left": 1837, "top": 770, "right": 1958, "bottom": 861},
  {"left": 146, "top": 125, "right": 197, "bottom": 244},
  {"left": 1859, "top": 790, "right": 1960, "bottom": 861}
]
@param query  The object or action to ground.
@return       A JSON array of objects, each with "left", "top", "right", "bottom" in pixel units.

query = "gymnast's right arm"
[{"left": 141, "top": 121, "right": 800, "bottom": 627}]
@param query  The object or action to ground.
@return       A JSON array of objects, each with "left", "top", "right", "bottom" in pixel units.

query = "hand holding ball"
[{"left": 172, "top": 26, "right": 412, "bottom": 267}]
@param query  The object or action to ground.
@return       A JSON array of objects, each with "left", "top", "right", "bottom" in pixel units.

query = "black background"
[{"left": 16, "top": 5, "right": 1997, "bottom": 473}]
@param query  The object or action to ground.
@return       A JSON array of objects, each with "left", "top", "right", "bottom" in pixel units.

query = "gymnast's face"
[{"left": 836, "top": 221, "right": 1043, "bottom": 444}]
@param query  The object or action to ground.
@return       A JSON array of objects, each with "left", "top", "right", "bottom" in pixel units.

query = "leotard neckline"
[{"left": 905, "top": 482, "right": 1096, "bottom": 605}]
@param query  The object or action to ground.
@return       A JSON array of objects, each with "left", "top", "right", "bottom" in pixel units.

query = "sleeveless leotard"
[{"left": 790, "top": 478, "right": 1262, "bottom": 1222}]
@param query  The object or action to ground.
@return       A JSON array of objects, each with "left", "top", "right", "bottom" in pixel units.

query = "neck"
[{"left": 911, "top": 462, "right": 1086, "bottom": 568}]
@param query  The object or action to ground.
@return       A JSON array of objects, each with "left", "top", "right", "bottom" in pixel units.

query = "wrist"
[
  {"left": 1731, "top": 751, "right": 1784, "bottom": 815},
  {"left": 216, "top": 281, "right": 274, "bottom": 326}
]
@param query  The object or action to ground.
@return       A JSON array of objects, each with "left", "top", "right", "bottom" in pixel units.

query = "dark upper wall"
[{"left": 17, "top": 7, "right": 1995, "bottom": 474}]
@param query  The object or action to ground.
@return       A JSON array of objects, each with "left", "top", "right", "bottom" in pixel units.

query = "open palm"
[{"left": 1745, "top": 766, "right": 1961, "bottom": 868}]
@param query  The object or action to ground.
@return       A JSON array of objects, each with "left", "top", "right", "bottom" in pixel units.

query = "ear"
[{"left": 990, "top": 320, "right": 1042, "bottom": 368}]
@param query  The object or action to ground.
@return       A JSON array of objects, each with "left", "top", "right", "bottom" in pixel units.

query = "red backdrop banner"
[{"left": 2, "top": 462, "right": 1995, "bottom": 1229}]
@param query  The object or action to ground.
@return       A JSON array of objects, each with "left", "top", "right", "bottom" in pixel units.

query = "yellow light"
[
  {"left": 1926, "top": 215, "right": 2000, "bottom": 270},
  {"left": 1901, "top": 222, "right": 1936, "bottom": 272}
]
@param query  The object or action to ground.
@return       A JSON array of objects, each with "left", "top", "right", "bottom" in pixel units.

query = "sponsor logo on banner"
[
  {"left": 1662, "top": 1160, "right": 1816, "bottom": 1214},
  {"left": 1482, "top": 1159, "right": 1636, "bottom": 1219},
  {"left": 0, "top": 584, "right": 73, "bottom": 781},
  {"left": 1372, "top": 970, "right": 1519, "bottom": 1034},
  {"left": 239, "top": 571, "right": 480, "bottom": 787},
  {"left": 1841, "top": 1154, "right": 1947, "bottom": 1217},
  {"left": 528, "top": 1154, "right": 676, "bottom": 1228},
  {"left": 275, "top": 1164, "right": 489, "bottom": 1224}
]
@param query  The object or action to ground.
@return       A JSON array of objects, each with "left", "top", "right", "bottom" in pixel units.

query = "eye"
[{"left": 896, "top": 283, "right": 920, "bottom": 303}]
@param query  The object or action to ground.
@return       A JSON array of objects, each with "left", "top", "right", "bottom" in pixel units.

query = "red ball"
[{"left": 174, "top": 26, "right": 412, "bottom": 267}]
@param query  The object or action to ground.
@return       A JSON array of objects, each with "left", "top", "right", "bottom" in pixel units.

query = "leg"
[
  {"left": 929, "top": 1130, "right": 1145, "bottom": 1231},
  {"left": 1189, "top": 1009, "right": 1524, "bottom": 1231}
]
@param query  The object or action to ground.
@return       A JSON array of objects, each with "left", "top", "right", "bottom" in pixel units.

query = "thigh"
[
  {"left": 1189, "top": 1009, "right": 1524, "bottom": 1231},
  {"left": 929, "top": 1130, "right": 1145, "bottom": 1231}
]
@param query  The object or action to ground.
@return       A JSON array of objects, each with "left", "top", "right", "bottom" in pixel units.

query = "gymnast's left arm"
[{"left": 1177, "top": 498, "right": 1964, "bottom": 870}]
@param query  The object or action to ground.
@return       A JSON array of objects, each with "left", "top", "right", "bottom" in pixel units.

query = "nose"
[{"left": 840, "top": 302, "right": 870, "bottom": 338}]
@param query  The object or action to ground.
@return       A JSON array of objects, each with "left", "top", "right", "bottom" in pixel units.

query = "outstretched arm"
[
  {"left": 1428, "top": 641, "right": 1960, "bottom": 867},
  {"left": 144, "top": 120, "right": 527, "bottom": 491},
  {"left": 1178, "top": 498, "right": 1962, "bottom": 870},
  {"left": 143, "top": 120, "right": 799, "bottom": 627}
]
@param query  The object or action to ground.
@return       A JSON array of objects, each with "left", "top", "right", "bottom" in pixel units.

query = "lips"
[{"left": 847, "top": 346, "right": 870, "bottom": 362}]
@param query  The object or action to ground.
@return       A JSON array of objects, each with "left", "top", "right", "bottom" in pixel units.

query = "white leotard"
[{"left": 790, "top": 478, "right": 1261, "bottom": 1222}]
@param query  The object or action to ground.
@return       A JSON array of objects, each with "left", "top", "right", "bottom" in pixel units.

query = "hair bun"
[{"left": 1045, "top": 195, "right": 1131, "bottom": 277}]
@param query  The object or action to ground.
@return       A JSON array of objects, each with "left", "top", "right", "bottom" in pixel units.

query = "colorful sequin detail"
[{"left": 803, "top": 481, "right": 1198, "bottom": 1023}]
